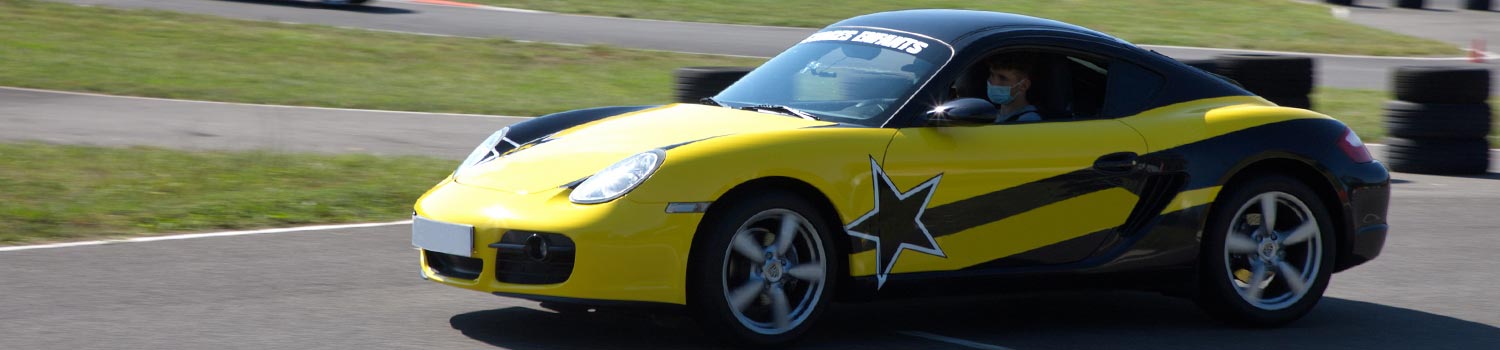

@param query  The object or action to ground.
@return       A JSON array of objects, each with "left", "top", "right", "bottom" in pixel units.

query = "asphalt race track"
[
  {"left": 1, "top": 88, "right": 1499, "bottom": 349},
  {"left": 3, "top": 1, "right": 1500, "bottom": 349},
  {"left": 2, "top": 170, "right": 1498, "bottom": 349}
]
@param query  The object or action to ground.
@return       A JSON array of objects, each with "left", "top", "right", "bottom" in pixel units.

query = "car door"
[{"left": 867, "top": 119, "right": 1148, "bottom": 277}]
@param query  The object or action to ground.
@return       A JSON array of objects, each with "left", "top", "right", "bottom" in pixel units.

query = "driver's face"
[{"left": 988, "top": 67, "right": 1027, "bottom": 87}]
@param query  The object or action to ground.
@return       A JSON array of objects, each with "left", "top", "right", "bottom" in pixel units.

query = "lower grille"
[
  {"left": 425, "top": 250, "right": 483, "bottom": 280},
  {"left": 491, "top": 231, "right": 575, "bottom": 284}
]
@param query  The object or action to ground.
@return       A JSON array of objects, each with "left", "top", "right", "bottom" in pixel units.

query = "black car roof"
[{"left": 827, "top": 9, "right": 1130, "bottom": 46}]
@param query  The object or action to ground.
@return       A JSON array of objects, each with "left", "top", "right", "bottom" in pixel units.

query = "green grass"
[
  {"left": 0, "top": 1, "right": 1489, "bottom": 244},
  {"left": 0, "top": 0, "right": 760, "bottom": 116},
  {"left": 0, "top": 143, "right": 455, "bottom": 244},
  {"left": 465, "top": 0, "right": 1462, "bottom": 56}
]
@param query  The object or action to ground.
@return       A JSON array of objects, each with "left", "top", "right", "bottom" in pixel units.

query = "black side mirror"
[{"left": 926, "top": 98, "right": 997, "bottom": 123}]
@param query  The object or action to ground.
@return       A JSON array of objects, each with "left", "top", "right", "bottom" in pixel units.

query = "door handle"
[{"left": 1094, "top": 152, "right": 1139, "bottom": 173}]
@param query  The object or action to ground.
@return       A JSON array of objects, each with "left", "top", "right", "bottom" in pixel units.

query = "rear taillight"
[{"left": 1337, "top": 128, "right": 1374, "bottom": 163}]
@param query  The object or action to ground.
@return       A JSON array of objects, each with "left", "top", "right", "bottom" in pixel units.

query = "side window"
[
  {"left": 935, "top": 50, "right": 1111, "bottom": 125},
  {"left": 1101, "top": 60, "right": 1165, "bottom": 118}
]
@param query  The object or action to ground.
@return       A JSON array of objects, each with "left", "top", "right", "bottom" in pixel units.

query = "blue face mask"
[{"left": 986, "top": 81, "right": 1020, "bottom": 105}]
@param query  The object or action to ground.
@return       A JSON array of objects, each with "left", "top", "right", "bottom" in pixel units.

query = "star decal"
[{"left": 844, "top": 157, "right": 946, "bottom": 288}]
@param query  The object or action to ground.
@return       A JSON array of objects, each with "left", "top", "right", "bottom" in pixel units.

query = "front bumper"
[
  {"left": 1336, "top": 160, "right": 1391, "bottom": 272},
  {"left": 413, "top": 179, "right": 704, "bottom": 305}
]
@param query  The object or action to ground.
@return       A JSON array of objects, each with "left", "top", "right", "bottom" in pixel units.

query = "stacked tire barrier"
[
  {"left": 674, "top": 67, "right": 754, "bottom": 103},
  {"left": 1382, "top": 66, "right": 1493, "bottom": 174},
  {"left": 1396, "top": 0, "right": 1425, "bottom": 9},
  {"left": 1467, "top": 0, "right": 1492, "bottom": 11},
  {"left": 1213, "top": 54, "right": 1315, "bottom": 109},
  {"left": 1325, "top": 0, "right": 1354, "bottom": 5}
]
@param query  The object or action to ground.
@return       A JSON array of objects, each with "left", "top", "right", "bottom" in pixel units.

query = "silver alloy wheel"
[
  {"left": 720, "top": 208, "right": 828, "bottom": 335},
  {"left": 1223, "top": 191, "right": 1323, "bottom": 310}
]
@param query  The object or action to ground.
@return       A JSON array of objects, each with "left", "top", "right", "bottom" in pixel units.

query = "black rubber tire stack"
[
  {"left": 674, "top": 67, "right": 754, "bottom": 103},
  {"left": 1325, "top": 0, "right": 1355, "bottom": 5},
  {"left": 1382, "top": 66, "right": 1493, "bottom": 175},
  {"left": 1214, "top": 54, "right": 1315, "bottom": 109},
  {"left": 1467, "top": 0, "right": 1493, "bottom": 10},
  {"left": 1396, "top": 0, "right": 1425, "bottom": 9}
]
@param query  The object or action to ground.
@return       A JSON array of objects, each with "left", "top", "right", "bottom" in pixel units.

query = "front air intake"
[{"left": 490, "top": 231, "right": 576, "bottom": 284}]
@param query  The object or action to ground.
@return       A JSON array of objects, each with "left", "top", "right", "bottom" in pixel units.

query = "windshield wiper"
[
  {"left": 743, "top": 104, "right": 819, "bottom": 120},
  {"left": 699, "top": 97, "right": 726, "bottom": 107}
]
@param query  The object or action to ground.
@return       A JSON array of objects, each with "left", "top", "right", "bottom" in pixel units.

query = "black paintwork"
[
  {"left": 816, "top": 10, "right": 1253, "bottom": 128},
  {"left": 857, "top": 117, "right": 1390, "bottom": 297},
  {"left": 844, "top": 160, "right": 946, "bottom": 284},
  {"left": 494, "top": 105, "right": 657, "bottom": 155}
]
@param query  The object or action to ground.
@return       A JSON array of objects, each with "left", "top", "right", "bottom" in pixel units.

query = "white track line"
[
  {"left": 0, "top": 86, "right": 528, "bottom": 120},
  {"left": 0, "top": 220, "right": 411, "bottom": 252},
  {"left": 898, "top": 331, "right": 1016, "bottom": 350},
  {"left": 385, "top": 0, "right": 549, "bottom": 13},
  {"left": 1138, "top": 44, "right": 1497, "bottom": 61}
]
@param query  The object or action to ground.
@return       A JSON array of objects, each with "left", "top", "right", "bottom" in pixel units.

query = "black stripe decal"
[
  {"left": 849, "top": 117, "right": 1344, "bottom": 254},
  {"left": 853, "top": 168, "right": 1129, "bottom": 253}
]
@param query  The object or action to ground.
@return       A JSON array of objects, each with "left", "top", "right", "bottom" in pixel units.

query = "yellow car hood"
[{"left": 454, "top": 103, "right": 835, "bottom": 193}]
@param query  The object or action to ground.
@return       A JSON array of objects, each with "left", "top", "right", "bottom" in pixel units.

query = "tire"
[
  {"left": 1198, "top": 174, "right": 1336, "bottom": 326},
  {"left": 1467, "top": 0, "right": 1493, "bottom": 11},
  {"left": 1382, "top": 137, "right": 1491, "bottom": 174},
  {"left": 1393, "top": 66, "right": 1491, "bottom": 104},
  {"left": 689, "top": 190, "right": 838, "bottom": 346},
  {"left": 1396, "top": 0, "right": 1425, "bottom": 9},
  {"left": 1325, "top": 0, "right": 1354, "bottom": 5},
  {"left": 1215, "top": 54, "right": 1314, "bottom": 97},
  {"left": 1382, "top": 101, "right": 1494, "bottom": 139}
]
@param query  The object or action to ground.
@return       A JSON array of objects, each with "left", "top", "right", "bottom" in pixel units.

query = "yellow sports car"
[{"left": 412, "top": 10, "right": 1390, "bottom": 345}]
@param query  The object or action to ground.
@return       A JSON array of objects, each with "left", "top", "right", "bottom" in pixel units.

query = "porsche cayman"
[{"left": 411, "top": 9, "right": 1391, "bottom": 345}]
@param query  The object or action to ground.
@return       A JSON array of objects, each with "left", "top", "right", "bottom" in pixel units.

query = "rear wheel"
[
  {"left": 1198, "top": 174, "right": 1335, "bottom": 326},
  {"left": 690, "top": 191, "right": 836, "bottom": 346}
]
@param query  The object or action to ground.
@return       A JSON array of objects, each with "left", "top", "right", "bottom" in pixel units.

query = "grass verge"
[
  {"left": 463, "top": 0, "right": 1461, "bottom": 56},
  {"left": 0, "top": 0, "right": 760, "bottom": 117},
  {"left": 0, "top": 143, "right": 454, "bottom": 245}
]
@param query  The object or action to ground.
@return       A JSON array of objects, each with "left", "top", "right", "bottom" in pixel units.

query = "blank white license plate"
[{"left": 412, "top": 216, "right": 474, "bottom": 257}]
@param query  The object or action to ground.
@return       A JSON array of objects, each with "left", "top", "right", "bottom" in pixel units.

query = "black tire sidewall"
[
  {"left": 1198, "top": 174, "right": 1336, "bottom": 326},
  {"left": 688, "top": 190, "right": 839, "bottom": 346}
]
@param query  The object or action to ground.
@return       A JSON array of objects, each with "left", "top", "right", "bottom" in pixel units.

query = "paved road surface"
[
  {"left": 51, "top": 0, "right": 1500, "bottom": 91},
  {"left": 0, "top": 87, "right": 518, "bottom": 159},
  {"left": 1, "top": 170, "right": 1497, "bottom": 350},
  {"left": 3, "top": 2, "right": 1498, "bottom": 349}
]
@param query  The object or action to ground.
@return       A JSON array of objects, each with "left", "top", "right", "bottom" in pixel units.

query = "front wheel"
[
  {"left": 1198, "top": 174, "right": 1336, "bottom": 326},
  {"left": 690, "top": 191, "right": 837, "bottom": 346}
]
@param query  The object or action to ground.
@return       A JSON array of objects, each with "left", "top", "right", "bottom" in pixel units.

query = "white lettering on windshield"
[{"left": 799, "top": 30, "right": 929, "bottom": 55}]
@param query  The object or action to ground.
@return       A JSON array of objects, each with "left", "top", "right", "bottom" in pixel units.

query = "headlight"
[
  {"left": 569, "top": 149, "right": 665, "bottom": 204},
  {"left": 454, "top": 127, "right": 509, "bottom": 176}
]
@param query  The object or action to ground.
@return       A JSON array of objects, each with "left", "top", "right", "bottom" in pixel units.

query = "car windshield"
[{"left": 714, "top": 29, "right": 951, "bottom": 126}]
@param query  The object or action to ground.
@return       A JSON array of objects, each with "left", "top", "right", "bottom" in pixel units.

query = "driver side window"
[{"left": 930, "top": 49, "right": 1110, "bottom": 126}]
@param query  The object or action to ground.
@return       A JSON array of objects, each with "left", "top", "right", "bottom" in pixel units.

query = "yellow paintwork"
[
  {"left": 1115, "top": 95, "right": 1332, "bottom": 152},
  {"left": 456, "top": 104, "right": 833, "bottom": 193},
  {"left": 866, "top": 118, "right": 1148, "bottom": 274},
  {"left": 1162, "top": 186, "right": 1222, "bottom": 215},
  {"left": 417, "top": 104, "right": 895, "bottom": 305},
  {"left": 858, "top": 188, "right": 1139, "bottom": 274},
  {"left": 414, "top": 94, "right": 1343, "bottom": 304}
]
